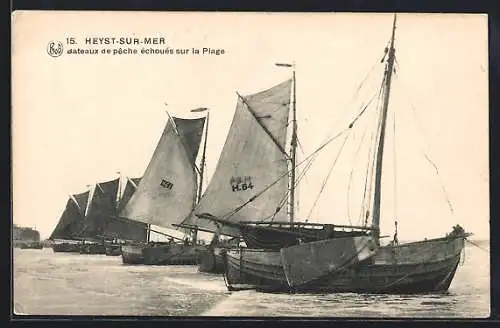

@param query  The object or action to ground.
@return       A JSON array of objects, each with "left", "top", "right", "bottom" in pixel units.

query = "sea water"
[{"left": 12, "top": 241, "right": 490, "bottom": 317}]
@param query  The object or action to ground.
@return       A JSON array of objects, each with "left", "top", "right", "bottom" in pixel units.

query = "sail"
[
  {"left": 117, "top": 177, "right": 141, "bottom": 214},
  {"left": 119, "top": 117, "right": 204, "bottom": 228},
  {"left": 73, "top": 190, "right": 90, "bottom": 217},
  {"left": 49, "top": 191, "right": 89, "bottom": 240},
  {"left": 105, "top": 177, "right": 148, "bottom": 242},
  {"left": 80, "top": 178, "right": 119, "bottom": 239},
  {"left": 181, "top": 79, "right": 292, "bottom": 236},
  {"left": 173, "top": 117, "right": 206, "bottom": 164}
]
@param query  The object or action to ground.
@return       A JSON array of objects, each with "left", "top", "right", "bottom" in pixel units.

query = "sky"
[{"left": 12, "top": 12, "right": 489, "bottom": 241}]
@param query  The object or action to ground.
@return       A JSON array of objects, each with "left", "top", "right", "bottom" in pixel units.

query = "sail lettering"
[
  {"left": 160, "top": 179, "right": 174, "bottom": 190},
  {"left": 230, "top": 176, "right": 254, "bottom": 192}
]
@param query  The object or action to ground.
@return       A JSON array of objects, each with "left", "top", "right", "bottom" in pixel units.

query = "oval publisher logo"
[{"left": 47, "top": 41, "right": 64, "bottom": 58}]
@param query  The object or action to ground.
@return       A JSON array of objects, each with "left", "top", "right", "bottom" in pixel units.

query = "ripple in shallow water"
[{"left": 13, "top": 245, "right": 489, "bottom": 317}]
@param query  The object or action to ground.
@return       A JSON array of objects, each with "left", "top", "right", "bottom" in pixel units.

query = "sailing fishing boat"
[
  {"left": 193, "top": 15, "right": 470, "bottom": 293},
  {"left": 119, "top": 110, "right": 208, "bottom": 265},
  {"left": 49, "top": 189, "right": 90, "bottom": 253},
  {"left": 104, "top": 176, "right": 145, "bottom": 256},
  {"left": 179, "top": 77, "right": 301, "bottom": 273},
  {"left": 79, "top": 175, "right": 149, "bottom": 255}
]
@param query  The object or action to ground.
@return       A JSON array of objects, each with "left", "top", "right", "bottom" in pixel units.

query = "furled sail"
[
  {"left": 181, "top": 79, "right": 292, "bottom": 236},
  {"left": 119, "top": 116, "right": 206, "bottom": 228},
  {"left": 49, "top": 190, "right": 89, "bottom": 240},
  {"left": 80, "top": 178, "right": 119, "bottom": 239}
]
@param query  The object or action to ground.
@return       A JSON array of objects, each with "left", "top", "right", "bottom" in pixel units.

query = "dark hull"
[
  {"left": 198, "top": 247, "right": 225, "bottom": 273},
  {"left": 79, "top": 243, "right": 106, "bottom": 255},
  {"left": 121, "top": 245, "right": 144, "bottom": 264},
  {"left": 142, "top": 244, "right": 204, "bottom": 265},
  {"left": 51, "top": 243, "right": 81, "bottom": 253},
  {"left": 239, "top": 222, "right": 370, "bottom": 250},
  {"left": 223, "top": 236, "right": 466, "bottom": 294},
  {"left": 105, "top": 245, "right": 122, "bottom": 256}
]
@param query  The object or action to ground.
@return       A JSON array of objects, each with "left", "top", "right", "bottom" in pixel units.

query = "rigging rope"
[
  {"left": 220, "top": 128, "right": 350, "bottom": 221},
  {"left": 307, "top": 132, "right": 351, "bottom": 219},
  {"left": 392, "top": 100, "right": 398, "bottom": 221},
  {"left": 393, "top": 74, "right": 455, "bottom": 216},
  {"left": 359, "top": 77, "right": 386, "bottom": 226},
  {"left": 345, "top": 93, "right": 380, "bottom": 225},
  {"left": 466, "top": 239, "right": 489, "bottom": 253},
  {"left": 346, "top": 126, "right": 369, "bottom": 226}
]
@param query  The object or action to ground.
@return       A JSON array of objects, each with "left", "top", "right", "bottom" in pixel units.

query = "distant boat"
[
  {"left": 105, "top": 176, "right": 144, "bottom": 256},
  {"left": 189, "top": 15, "right": 471, "bottom": 293},
  {"left": 78, "top": 176, "right": 149, "bottom": 255},
  {"left": 13, "top": 225, "right": 43, "bottom": 249},
  {"left": 49, "top": 190, "right": 90, "bottom": 253},
  {"left": 119, "top": 112, "right": 209, "bottom": 265}
]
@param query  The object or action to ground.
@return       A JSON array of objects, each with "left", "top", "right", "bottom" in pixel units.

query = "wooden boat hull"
[
  {"left": 51, "top": 243, "right": 81, "bottom": 253},
  {"left": 105, "top": 245, "right": 122, "bottom": 256},
  {"left": 79, "top": 243, "right": 106, "bottom": 255},
  {"left": 223, "top": 235, "right": 466, "bottom": 294},
  {"left": 198, "top": 247, "right": 225, "bottom": 273},
  {"left": 121, "top": 245, "right": 144, "bottom": 264},
  {"left": 142, "top": 244, "right": 204, "bottom": 265}
]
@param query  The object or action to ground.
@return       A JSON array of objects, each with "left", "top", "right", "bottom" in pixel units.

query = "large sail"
[
  {"left": 80, "top": 178, "right": 119, "bottom": 239},
  {"left": 49, "top": 191, "right": 89, "bottom": 240},
  {"left": 181, "top": 79, "right": 292, "bottom": 236},
  {"left": 119, "top": 117, "right": 205, "bottom": 228}
]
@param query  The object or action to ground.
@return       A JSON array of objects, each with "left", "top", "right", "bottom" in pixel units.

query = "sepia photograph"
[{"left": 11, "top": 11, "right": 489, "bottom": 317}]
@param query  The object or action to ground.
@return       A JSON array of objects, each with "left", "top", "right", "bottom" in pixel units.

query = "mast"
[
  {"left": 290, "top": 69, "right": 297, "bottom": 224},
  {"left": 116, "top": 171, "right": 122, "bottom": 210},
  {"left": 372, "top": 14, "right": 397, "bottom": 239},
  {"left": 197, "top": 110, "right": 210, "bottom": 204},
  {"left": 275, "top": 62, "right": 297, "bottom": 224}
]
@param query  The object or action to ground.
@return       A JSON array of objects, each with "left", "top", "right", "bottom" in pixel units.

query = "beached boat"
[
  {"left": 119, "top": 112, "right": 209, "bottom": 265},
  {"left": 196, "top": 15, "right": 471, "bottom": 293},
  {"left": 79, "top": 176, "right": 149, "bottom": 255},
  {"left": 179, "top": 77, "right": 303, "bottom": 273},
  {"left": 121, "top": 244, "right": 145, "bottom": 264},
  {"left": 49, "top": 190, "right": 90, "bottom": 253},
  {"left": 14, "top": 225, "right": 43, "bottom": 249}
]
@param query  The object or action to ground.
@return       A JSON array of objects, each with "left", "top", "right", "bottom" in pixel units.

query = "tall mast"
[
  {"left": 275, "top": 62, "right": 297, "bottom": 224},
  {"left": 116, "top": 171, "right": 122, "bottom": 210},
  {"left": 372, "top": 14, "right": 397, "bottom": 239},
  {"left": 197, "top": 111, "right": 210, "bottom": 204},
  {"left": 290, "top": 69, "right": 297, "bottom": 224}
]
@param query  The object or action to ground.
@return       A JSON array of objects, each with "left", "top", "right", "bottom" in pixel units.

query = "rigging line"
[
  {"left": 393, "top": 100, "right": 398, "bottom": 219},
  {"left": 316, "top": 54, "right": 385, "bottom": 149},
  {"left": 346, "top": 51, "right": 388, "bottom": 110},
  {"left": 347, "top": 119, "right": 370, "bottom": 226},
  {"left": 220, "top": 128, "right": 350, "bottom": 221},
  {"left": 343, "top": 91, "right": 380, "bottom": 224},
  {"left": 266, "top": 151, "right": 321, "bottom": 223},
  {"left": 219, "top": 90, "right": 379, "bottom": 222},
  {"left": 466, "top": 239, "right": 489, "bottom": 253},
  {"left": 365, "top": 75, "right": 387, "bottom": 207},
  {"left": 360, "top": 77, "right": 386, "bottom": 225},
  {"left": 394, "top": 74, "right": 455, "bottom": 215},
  {"left": 307, "top": 132, "right": 351, "bottom": 219},
  {"left": 237, "top": 92, "right": 291, "bottom": 160}
]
